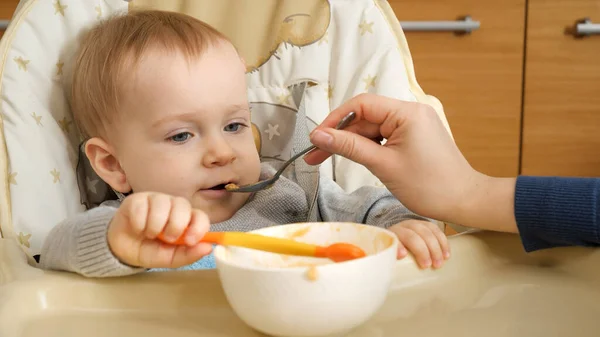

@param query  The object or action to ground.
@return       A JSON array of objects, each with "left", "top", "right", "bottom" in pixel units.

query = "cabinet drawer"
[
  {"left": 521, "top": 0, "right": 600, "bottom": 176},
  {"left": 389, "top": 0, "right": 526, "bottom": 177}
]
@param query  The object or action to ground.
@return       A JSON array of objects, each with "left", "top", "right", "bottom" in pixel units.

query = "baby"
[{"left": 39, "top": 10, "right": 450, "bottom": 277}]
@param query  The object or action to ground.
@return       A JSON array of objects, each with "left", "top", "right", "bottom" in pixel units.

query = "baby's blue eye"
[
  {"left": 224, "top": 123, "right": 244, "bottom": 132},
  {"left": 170, "top": 132, "right": 192, "bottom": 143}
]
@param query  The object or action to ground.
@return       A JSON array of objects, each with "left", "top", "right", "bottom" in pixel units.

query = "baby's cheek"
[
  {"left": 241, "top": 143, "right": 261, "bottom": 177},
  {"left": 135, "top": 167, "right": 188, "bottom": 196}
]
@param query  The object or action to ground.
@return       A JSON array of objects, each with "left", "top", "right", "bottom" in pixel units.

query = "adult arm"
[
  {"left": 514, "top": 176, "right": 600, "bottom": 251},
  {"left": 305, "top": 93, "right": 600, "bottom": 251}
]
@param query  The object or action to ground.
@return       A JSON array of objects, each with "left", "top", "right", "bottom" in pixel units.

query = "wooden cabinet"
[
  {"left": 389, "top": 0, "right": 527, "bottom": 177},
  {"left": 390, "top": 0, "right": 600, "bottom": 178},
  {"left": 521, "top": 0, "right": 600, "bottom": 176},
  {"left": 0, "top": 0, "right": 19, "bottom": 38}
]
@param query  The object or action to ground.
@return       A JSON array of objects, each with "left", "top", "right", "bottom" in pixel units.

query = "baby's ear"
[{"left": 85, "top": 138, "right": 131, "bottom": 193}]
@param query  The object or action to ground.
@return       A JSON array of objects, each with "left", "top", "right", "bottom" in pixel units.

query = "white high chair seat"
[
  {"left": 0, "top": 0, "right": 450, "bottom": 260},
  {"left": 3, "top": 3, "right": 600, "bottom": 337}
]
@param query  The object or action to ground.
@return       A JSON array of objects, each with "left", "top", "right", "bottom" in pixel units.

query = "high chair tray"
[{"left": 1, "top": 231, "right": 599, "bottom": 337}]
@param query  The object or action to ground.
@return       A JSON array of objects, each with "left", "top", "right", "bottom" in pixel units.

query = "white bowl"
[{"left": 213, "top": 222, "right": 399, "bottom": 337}]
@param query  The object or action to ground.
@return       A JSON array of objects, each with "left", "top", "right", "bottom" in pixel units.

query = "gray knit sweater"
[{"left": 38, "top": 161, "right": 430, "bottom": 277}]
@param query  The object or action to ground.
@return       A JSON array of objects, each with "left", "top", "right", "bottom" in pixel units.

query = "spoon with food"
[{"left": 223, "top": 111, "right": 357, "bottom": 193}]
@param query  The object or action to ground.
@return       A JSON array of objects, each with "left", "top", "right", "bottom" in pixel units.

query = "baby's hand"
[
  {"left": 107, "top": 192, "right": 212, "bottom": 269},
  {"left": 388, "top": 219, "right": 450, "bottom": 269}
]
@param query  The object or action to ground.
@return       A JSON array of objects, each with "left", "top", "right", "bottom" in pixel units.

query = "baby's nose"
[{"left": 203, "top": 138, "right": 236, "bottom": 167}]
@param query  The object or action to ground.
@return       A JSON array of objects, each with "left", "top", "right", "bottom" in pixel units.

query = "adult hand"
[{"left": 304, "top": 94, "right": 512, "bottom": 228}]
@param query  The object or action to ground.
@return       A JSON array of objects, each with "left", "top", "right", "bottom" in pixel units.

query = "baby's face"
[{"left": 112, "top": 42, "right": 260, "bottom": 223}]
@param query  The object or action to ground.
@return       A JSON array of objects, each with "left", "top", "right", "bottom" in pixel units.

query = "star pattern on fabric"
[
  {"left": 265, "top": 123, "right": 281, "bottom": 141},
  {"left": 359, "top": 20, "right": 374, "bottom": 35},
  {"left": 50, "top": 168, "right": 61, "bottom": 183},
  {"left": 58, "top": 117, "right": 72, "bottom": 133},
  {"left": 8, "top": 172, "right": 17, "bottom": 185},
  {"left": 277, "top": 93, "right": 291, "bottom": 105},
  {"left": 87, "top": 177, "right": 99, "bottom": 194},
  {"left": 55, "top": 61, "right": 64, "bottom": 76},
  {"left": 13, "top": 56, "right": 29, "bottom": 71},
  {"left": 18, "top": 232, "right": 31, "bottom": 248},
  {"left": 95, "top": 5, "right": 102, "bottom": 19},
  {"left": 53, "top": 0, "right": 67, "bottom": 16},
  {"left": 363, "top": 74, "right": 376, "bottom": 90},
  {"left": 31, "top": 112, "right": 43, "bottom": 126}
]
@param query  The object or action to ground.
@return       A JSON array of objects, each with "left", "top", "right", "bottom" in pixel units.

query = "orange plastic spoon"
[{"left": 157, "top": 231, "right": 366, "bottom": 263}]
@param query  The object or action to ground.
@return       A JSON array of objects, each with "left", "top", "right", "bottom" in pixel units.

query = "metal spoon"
[{"left": 225, "top": 111, "right": 356, "bottom": 193}]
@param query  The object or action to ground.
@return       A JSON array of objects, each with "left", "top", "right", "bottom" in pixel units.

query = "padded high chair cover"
[
  {"left": 0, "top": 0, "right": 130, "bottom": 261},
  {"left": 0, "top": 0, "right": 450, "bottom": 260}
]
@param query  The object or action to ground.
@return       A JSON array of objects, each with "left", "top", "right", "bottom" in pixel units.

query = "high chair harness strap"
[{"left": 289, "top": 81, "right": 320, "bottom": 222}]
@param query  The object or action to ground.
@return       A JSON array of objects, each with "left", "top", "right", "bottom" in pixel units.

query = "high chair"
[{"left": 1, "top": 1, "right": 599, "bottom": 336}]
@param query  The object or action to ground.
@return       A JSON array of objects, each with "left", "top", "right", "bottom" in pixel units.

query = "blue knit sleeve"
[{"left": 514, "top": 176, "right": 600, "bottom": 252}]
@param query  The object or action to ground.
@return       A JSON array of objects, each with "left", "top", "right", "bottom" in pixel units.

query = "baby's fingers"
[
  {"left": 145, "top": 193, "right": 173, "bottom": 239},
  {"left": 409, "top": 224, "right": 445, "bottom": 269},
  {"left": 180, "top": 209, "right": 211, "bottom": 246},
  {"left": 391, "top": 227, "right": 431, "bottom": 269},
  {"left": 119, "top": 193, "right": 150, "bottom": 235},
  {"left": 396, "top": 241, "right": 408, "bottom": 259},
  {"left": 160, "top": 197, "right": 192, "bottom": 243},
  {"left": 428, "top": 222, "right": 450, "bottom": 260}
]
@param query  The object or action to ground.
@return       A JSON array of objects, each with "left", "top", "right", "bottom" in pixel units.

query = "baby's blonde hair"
[{"left": 70, "top": 9, "right": 231, "bottom": 139}]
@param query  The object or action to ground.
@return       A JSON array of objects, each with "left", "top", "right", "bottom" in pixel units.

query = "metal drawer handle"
[
  {"left": 576, "top": 18, "right": 600, "bottom": 36},
  {"left": 400, "top": 16, "right": 480, "bottom": 33}
]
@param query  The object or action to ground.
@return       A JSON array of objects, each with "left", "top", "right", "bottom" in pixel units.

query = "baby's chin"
[
  {"left": 191, "top": 194, "right": 249, "bottom": 224},
  {"left": 206, "top": 210, "right": 235, "bottom": 224}
]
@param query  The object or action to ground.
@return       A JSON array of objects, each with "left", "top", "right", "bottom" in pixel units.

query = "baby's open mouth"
[
  {"left": 207, "top": 183, "right": 239, "bottom": 191},
  {"left": 208, "top": 184, "right": 227, "bottom": 190}
]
